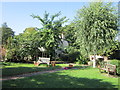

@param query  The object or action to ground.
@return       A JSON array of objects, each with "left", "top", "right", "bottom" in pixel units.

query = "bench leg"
[
  {"left": 108, "top": 71, "right": 110, "bottom": 76},
  {"left": 108, "top": 68, "right": 110, "bottom": 76}
]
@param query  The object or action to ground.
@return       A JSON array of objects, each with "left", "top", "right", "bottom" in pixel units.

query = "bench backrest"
[{"left": 37, "top": 57, "right": 50, "bottom": 65}]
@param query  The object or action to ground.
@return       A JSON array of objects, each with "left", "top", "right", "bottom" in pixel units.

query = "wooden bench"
[
  {"left": 107, "top": 64, "right": 116, "bottom": 75},
  {"left": 99, "top": 63, "right": 116, "bottom": 75}
]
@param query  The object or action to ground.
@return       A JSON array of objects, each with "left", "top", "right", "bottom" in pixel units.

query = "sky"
[{"left": 0, "top": 1, "right": 119, "bottom": 35}]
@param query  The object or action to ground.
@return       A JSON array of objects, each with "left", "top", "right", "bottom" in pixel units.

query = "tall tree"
[
  {"left": 5, "top": 27, "right": 40, "bottom": 62},
  {"left": 64, "top": 23, "right": 77, "bottom": 47},
  {"left": 31, "top": 11, "right": 68, "bottom": 60},
  {"left": 0, "top": 22, "right": 14, "bottom": 61},
  {"left": 73, "top": 2, "right": 118, "bottom": 66},
  {"left": 0, "top": 22, "right": 14, "bottom": 46}
]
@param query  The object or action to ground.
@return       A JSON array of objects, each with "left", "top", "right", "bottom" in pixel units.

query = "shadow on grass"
[
  {"left": 2, "top": 71, "right": 118, "bottom": 88},
  {"left": 2, "top": 64, "right": 90, "bottom": 77},
  {"left": 1, "top": 62, "right": 15, "bottom": 66},
  {"left": 2, "top": 66, "right": 61, "bottom": 77}
]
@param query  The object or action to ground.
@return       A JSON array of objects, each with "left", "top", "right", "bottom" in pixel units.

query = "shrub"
[
  {"left": 77, "top": 55, "right": 89, "bottom": 65},
  {"left": 59, "top": 51, "right": 80, "bottom": 63}
]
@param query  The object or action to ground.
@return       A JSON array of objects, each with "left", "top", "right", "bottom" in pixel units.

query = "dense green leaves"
[
  {"left": 0, "top": 22, "right": 14, "bottom": 46},
  {"left": 0, "top": 23, "right": 14, "bottom": 61},
  {"left": 2, "top": 2, "right": 119, "bottom": 63},
  {"left": 31, "top": 11, "right": 68, "bottom": 60},
  {"left": 74, "top": 2, "right": 118, "bottom": 58},
  {"left": 5, "top": 27, "right": 38, "bottom": 61},
  {"left": 5, "top": 12, "right": 69, "bottom": 62}
]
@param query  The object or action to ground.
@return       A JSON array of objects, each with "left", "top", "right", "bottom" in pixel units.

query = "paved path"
[{"left": 1, "top": 68, "right": 64, "bottom": 81}]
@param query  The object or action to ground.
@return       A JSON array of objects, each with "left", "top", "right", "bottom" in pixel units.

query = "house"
[{"left": 55, "top": 33, "right": 68, "bottom": 57}]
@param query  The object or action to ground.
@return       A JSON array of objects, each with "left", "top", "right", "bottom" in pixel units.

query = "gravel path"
[{"left": 1, "top": 68, "right": 64, "bottom": 81}]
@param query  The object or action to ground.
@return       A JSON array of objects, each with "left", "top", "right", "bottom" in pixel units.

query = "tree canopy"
[
  {"left": 0, "top": 22, "right": 14, "bottom": 46},
  {"left": 73, "top": 2, "right": 118, "bottom": 58},
  {"left": 31, "top": 11, "right": 68, "bottom": 60},
  {"left": 2, "top": 2, "right": 120, "bottom": 63}
]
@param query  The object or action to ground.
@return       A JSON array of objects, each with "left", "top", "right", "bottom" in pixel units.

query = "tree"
[
  {"left": 64, "top": 23, "right": 77, "bottom": 47},
  {"left": 73, "top": 2, "right": 118, "bottom": 66},
  {"left": 31, "top": 11, "right": 68, "bottom": 60},
  {"left": 5, "top": 36, "right": 18, "bottom": 61},
  {"left": 58, "top": 23, "right": 81, "bottom": 63},
  {"left": 0, "top": 22, "right": 14, "bottom": 46},
  {"left": 5, "top": 27, "right": 40, "bottom": 62},
  {"left": 0, "top": 22, "right": 14, "bottom": 61}
]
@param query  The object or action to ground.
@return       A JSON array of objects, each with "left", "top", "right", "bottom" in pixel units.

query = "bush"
[
  {"left": 108, "top": 59, "right": 120, "bottom": 75},
  {"left": 78, "top": 55, "right": 89, "bottom": 65},
  {"left": 59, "top": 54, "right": 69, "bottom": 61},
  {"left": 59, "top": 51, "right": 80, "bottom": 63}
]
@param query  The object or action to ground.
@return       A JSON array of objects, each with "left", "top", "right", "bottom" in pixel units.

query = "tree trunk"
[{"left": 93, "top": 51, "right": 96, "bottom": 68}]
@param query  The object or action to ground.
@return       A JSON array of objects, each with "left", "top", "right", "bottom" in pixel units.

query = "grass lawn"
[
  {"left": 2, "top": 66, "right": 119, "bottom": 88},
  {"left": 1, "top": 62, "right": 79, "bottom": 77}
]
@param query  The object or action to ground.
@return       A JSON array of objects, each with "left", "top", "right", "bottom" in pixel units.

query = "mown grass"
[
  {"left": 2, "top": 67, "right": 119, "bottom": 88},
  {"left": 1, "top": 62, "right": 78, "bottom": 68},
  {"left": 1, "top": 62, "right": 80, "bottom": 77}
]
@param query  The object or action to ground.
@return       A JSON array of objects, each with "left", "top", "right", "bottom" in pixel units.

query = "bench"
[
  {"left": 34, "top": 57, "right": 50, "bottom": 66},
  {"left": 69, "top": 63, "right": 73, "bottom": 68},
  {"left": 99, "top": 63, "right": 116, "bottom": 75},
  {"left": 107, "top": 64, "right": 116, "bottom": 75},
  {"left": 51, "top": 61, "right": 56, "bottom": 67}
]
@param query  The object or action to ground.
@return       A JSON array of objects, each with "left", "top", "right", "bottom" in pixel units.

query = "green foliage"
[
  {"left": 58, "top": 46, "right": 80, "bottom": 63},
  {"left": 5, "top": 12, "right": 68, "bottom": 62},
  {"left": 63, "top": 24, "right": 83, "bottom": 63},
  {"left": 109, "top": 59, "right": 119, "bottom": 66},
  {"left": 64, "top": 23, "right": 77, "bottom": 47},
  {"left": 0, "top": 22, "right": 14, "bottom": 45},
  {"left": 17, "top": 27, "right": 40, "bottom": 61},
  {"left": 73, "top": 2, "right": 118, "bottom": 59},
  {"left": 62, "top": 2, "right": 119, "bottom": 64},
  {"left": 109, "top": 59, "right": 120, "bottom": 74},
  {"left": 31, "top": 11, "right": 68, "bottom": 60},
  {"left": 79, "top": 55, "right": 89, "bottom": 64},
  {"left": 6, "top": 27, "right": 39, "bottom": 62},
  {"left": 3, "top": 3, "right": 119, "bottom": 64},
  {"left": 0, "top": 23, "right": 14, "bottom": 61}
]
